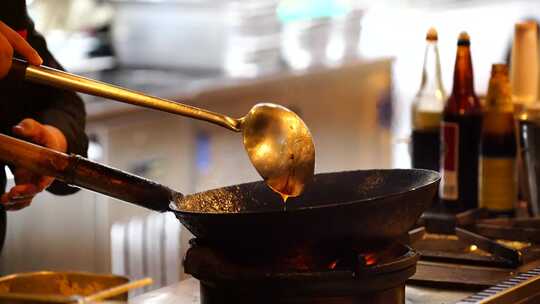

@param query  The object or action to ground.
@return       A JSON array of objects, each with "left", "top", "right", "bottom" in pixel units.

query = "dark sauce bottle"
[
  {"left": 479, "top": 64, "right": 517, "bottom": 217},
  {"left": 411, "top": 28, "right": 447, "bottom": 172},
  {"left": 440, "top": 32, "right": 483, "bottom": 213}
]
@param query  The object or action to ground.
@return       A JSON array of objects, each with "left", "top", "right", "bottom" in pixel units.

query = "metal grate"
[{"left": 456, "top": 268, "right": 540, "bottom": 303}]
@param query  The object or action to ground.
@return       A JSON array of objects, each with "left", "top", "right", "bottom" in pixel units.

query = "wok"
[{"left": 0, "top": 134, "right": 440, "bottom": 250}]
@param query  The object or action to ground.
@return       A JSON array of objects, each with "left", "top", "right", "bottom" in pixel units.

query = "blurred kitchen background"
[{"left": 1, "top": 0, "right": 539, "bottom": 295}]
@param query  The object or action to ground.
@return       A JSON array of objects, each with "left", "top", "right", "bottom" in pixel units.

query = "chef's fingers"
[
  {"left": 4, "top": 201, "right": 34, "bottom": 211},
  {"left": 0, "top": 21, "right": 42, "bottom": 66},
  {"left": 13, "top": 168, "right": 39, "bottom": 184},
  {"left": 0, "top": 31, "right": 13, "bottom": 79},
  {"left": 1, "top": 184, "right": 38, "bottom": 210},
  {"left": 3, "top": 196, "right": 33, "bottom": 211},
  {"left": 6, "top": 201, "right": 32, "bottom": 211},
  {"left": 37, "top": 176, "right": 54, "bottom": 191},
  {"left": 0, "top": 192, "right": 8, "bottom": 205},
  {"left": 13, "top": 119, "right": 67, "bottom": 152},
  {"left": 13, "top": 168, "right": 53, "bottom": 191},
  {"left": 12, "top": 118, "right": 47, "bottom": 146},
  {"left": 42, "top": 125, "right": 67, "bottom": 152},
  {"left": 3, "top": 184, "right": 39, "bottom": 200},
  {"left": 12, "top": 119, "right": 64, "bottom": 194},
  {"left": 3, "top": 193, "right": 34, "bottom": 209}
]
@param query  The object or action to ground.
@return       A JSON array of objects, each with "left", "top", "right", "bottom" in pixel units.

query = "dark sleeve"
[{"left": 25, "top": 23, "right": 89, "bottom": 195}]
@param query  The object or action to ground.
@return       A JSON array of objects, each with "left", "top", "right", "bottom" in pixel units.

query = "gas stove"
[
  {"left": 131, "top": 209, "right": 540, "bottom": 304},
  {"left": 408, "top": 208, "right": 540, "bottom": 303},
  {"left": 183, "top": 239, "right": 418, "bottom": 304}
]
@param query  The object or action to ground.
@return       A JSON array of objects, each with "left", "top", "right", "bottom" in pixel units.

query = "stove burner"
[
  {"left": 184, "top": 239, "right": 419, "bottom": 304},
  {"left": 411, "top": 208, "right": 540, "bottom": 289}
]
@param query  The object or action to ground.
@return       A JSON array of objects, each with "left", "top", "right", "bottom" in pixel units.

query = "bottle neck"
[
  {"left": 418, "top": 41, "right": 445, "bottom": 97},
  {"left": 451, "top": 45, "right": 475, "bottom": 96},
  {"left": 486, "top": 75, "right": 513, "bottom": 111}
]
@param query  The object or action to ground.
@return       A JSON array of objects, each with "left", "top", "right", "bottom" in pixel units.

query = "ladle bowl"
[{"left": 242, "top": 103, "right": 314, "bottom": 198}]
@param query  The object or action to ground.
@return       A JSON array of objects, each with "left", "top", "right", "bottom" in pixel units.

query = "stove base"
[
  {"left": 185, "top": 240, "right": 418, "bottom": 304},
  {"left": 200, "top": 283, "right": 405, "bottom": 304}
]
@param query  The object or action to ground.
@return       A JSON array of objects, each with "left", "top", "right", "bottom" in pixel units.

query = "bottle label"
[
  {"left": 479, "top": 157, "right": 516, "bottom": 211},
  {"left": 440, "top": 122, "right": 459, "bottom": 200}
]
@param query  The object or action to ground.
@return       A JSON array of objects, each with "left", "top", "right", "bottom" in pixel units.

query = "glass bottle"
[
  {"left": 411, "top": 27, "right": 447, "bottom": 172},
  {"left": 440, "top": 32, "right": 483, "bottom": 213},
  {"left": 479, "top": 64, "right": 517, "bottom": 217}
]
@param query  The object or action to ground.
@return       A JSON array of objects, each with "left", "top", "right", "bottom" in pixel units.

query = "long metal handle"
[
  {"left": 11, "top": 58, "right": 241, "bottom": 131},
  {"left": 0, "top": 133, "right": 178, "bottom": 212},
  {"left": 84, "top": 277, "right": 153, "bottom": 302}
]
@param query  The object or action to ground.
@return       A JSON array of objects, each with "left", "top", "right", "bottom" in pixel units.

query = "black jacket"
[
  {"left": 0, "top": 1, "right": 89, "bottom": 195},
  {"left": 0, "top": 1, "right": 88, "bottom": 255}
]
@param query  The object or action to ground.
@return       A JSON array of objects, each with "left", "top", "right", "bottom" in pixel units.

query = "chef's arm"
[{"left": 0, "top": 10, "right": 88, "bottom": 210}]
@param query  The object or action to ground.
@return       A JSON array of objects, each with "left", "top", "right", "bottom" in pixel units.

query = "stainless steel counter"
[
  {"left": 130, "top": 278, "right": 473, "bottom": 304},
  {"left": 405, "top": 286, "right": 472, "bottom": 304},
  {"left": 130, "top": 278, "right": 199, "bottom": 304}
]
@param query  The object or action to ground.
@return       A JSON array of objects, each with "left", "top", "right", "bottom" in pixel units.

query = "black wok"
[
  {"left": 174, "top": 169, "right": 439, "bottom": 250},
  {"left": 0, "top": 134, "right": 440, "bottom": 250}
]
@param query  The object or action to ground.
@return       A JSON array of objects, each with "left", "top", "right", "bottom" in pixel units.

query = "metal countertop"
[{"left": 130, "top": 278, "right": 474, "bottom": 304}]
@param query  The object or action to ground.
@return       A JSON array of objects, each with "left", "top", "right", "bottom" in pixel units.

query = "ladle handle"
[
  {"left": 8, "top": 58, "right": 240, "bottom": 131},
  {"left": 0, "top": 133, "right": 177, "bottom": 212}
]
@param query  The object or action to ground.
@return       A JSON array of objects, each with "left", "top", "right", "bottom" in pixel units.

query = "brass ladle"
[{"left": 8, "top": 59, "right": 315, "bottom": 198}]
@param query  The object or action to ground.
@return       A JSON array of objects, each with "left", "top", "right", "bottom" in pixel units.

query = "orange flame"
[{"left": 362, "top": 253, "right": 378, "bottom": 266}]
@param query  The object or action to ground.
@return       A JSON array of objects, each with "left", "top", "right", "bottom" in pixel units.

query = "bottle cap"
[
  {"left": 426, "top": 27, "right": 438, "bottom": 41},
  {"left": 515, "top": 20, "right": 537, "bottom": 32},
  {"left": 457, "top": 31, "right": 470, "bottom": 46}
]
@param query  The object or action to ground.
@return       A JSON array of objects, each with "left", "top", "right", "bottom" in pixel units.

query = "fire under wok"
[{"left": 0, "top": 134, "right": 440, "bottom": 251}]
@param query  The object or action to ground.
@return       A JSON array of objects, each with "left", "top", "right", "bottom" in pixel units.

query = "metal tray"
[{"left": 0, "top": 271, "right": 129, "bottom": 303}]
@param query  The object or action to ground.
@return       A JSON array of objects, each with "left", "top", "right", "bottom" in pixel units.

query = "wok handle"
[
  {"left": 8, "top": 58, "right": 240, "bottom": 132},
  {"left": 0, "top": 133, "right": 177, "bottom": 212}
]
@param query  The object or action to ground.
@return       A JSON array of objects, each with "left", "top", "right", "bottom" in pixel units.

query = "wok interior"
[{"left": 175, "top": 169, "right": 440, "bottom": 214}]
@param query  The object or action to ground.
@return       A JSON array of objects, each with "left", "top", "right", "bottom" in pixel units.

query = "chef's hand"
[
  {"left": 0, "top": 21, "right": 42, "bottom": 78},
  {"left": 1, "top": 119, "right": 67, "bottom": 211}
]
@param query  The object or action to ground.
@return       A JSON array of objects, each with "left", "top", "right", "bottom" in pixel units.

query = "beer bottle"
[
  {"left": 440, "top": 32, "right": 483, "bottom": 213},
  {"left": 479, "top": 64, "right": 516, "bottom": 217},
  {"left": 411, "top": 27, "right": 447, "bottom": 171}
]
